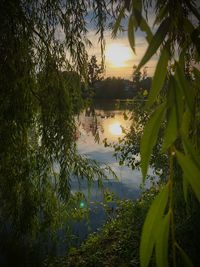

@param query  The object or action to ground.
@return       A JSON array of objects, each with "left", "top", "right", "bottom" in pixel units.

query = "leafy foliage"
[
  {"left": 87, "top": 56, "right": 104, "bottom": 86},
  {"left": 111, "top": 0, "right": 200, "bottom": 266},
  {"left": 0, "top": 0, "right": 115, "bottom": 265},
  {"left": 140, "top": 184, "right": 169, "bottom": 267},
  {"left": 123, "top": 0, "right": 200, "bottom": 266},
  {"left": 43, "top": 187, "right": 159, "bottom": 267},
  {"left": 140, "top": 102, "right": 166, "bottom": 179},
  {"left": 44, "top": 184, "right": 200, "bottom": 267},
  {"left": 1, "top": 0, "right": 200, "bottom": 266}
]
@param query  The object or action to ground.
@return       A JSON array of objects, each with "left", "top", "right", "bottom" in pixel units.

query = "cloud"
[
  {"left": 55, "top": 7, "right": 158, "bottom": 79},
  {"left": 86, "top": 28, "right": 157, "bottom": 79}
]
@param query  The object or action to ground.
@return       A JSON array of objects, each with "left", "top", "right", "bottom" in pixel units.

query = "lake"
[
  {"left": 74, "top": 100, "right": 143, "bottom": 200},
  {"left": 68, "top": 100, "right": 153, "bottom": 246}
]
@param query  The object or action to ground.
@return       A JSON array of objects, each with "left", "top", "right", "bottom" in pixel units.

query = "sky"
[
  {"left": 86, "top": 7, "right": 157, "bottom": 80},
  {"left": 87, "top": 29, "right": 158, "bottom": 80},
  {"left": 55, "top": 5, "right": 158, "bottom": 80}
]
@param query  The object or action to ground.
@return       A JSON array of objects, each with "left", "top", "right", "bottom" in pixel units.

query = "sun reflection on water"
[
  {"left": 77, "top": 109, "right": 131, "bottom": 143},
  {"left": 101, "top": 114, "right": 129, "bottom": 142}
]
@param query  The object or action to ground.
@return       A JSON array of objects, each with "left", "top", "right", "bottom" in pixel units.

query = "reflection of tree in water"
[
  {"left": 77, "top": 106, "right": 130, "bottom": 142},
  {"left": 79, "top": 107, "right": 103, "bottom": 140}
]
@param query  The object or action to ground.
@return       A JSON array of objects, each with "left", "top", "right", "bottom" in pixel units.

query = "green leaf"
[
  {"left": 140, "top": 184, "right": 169, "bottom": 267},
  {"left": 133, "top": 8, "right": 153, "bottom": 43},
  {"left": 191, "top": 27, "right": 200, "bottom": 55},
  {"left": 146, "top": 44, "right": 169, "bottom": 108},
  {"left": 183, "top": 174, "right": 189, "bottom": 203},
  {"left": 112, "top": 6, "right": 125, "bottom": 38},
  {"left": 183, "top": 18, "right": 194, "bottom": 34},
  {"left": 176, "top": 150, "right": 200, "bottom": 202},
  {"left": 193, "top": 67, "right": 200, "bottom": 89},
  {"left": 175, "top": 62, "right": 194, "bottom": 113},
  {"left": 176, "top": 243, "right": 194, "bottom": 267},
  {"left": 140, "top": 17, "right": 153, "bottom": 43},
  {"left": 182, "top": 136, "right": 200, "bottom": 169},
  {"left": 167, "top": 76, "right": 184, "bottom": 128},
  {"left": 128, "top": 15, "right": 136, "bottom": 53},
  {"left": 136, "top": 17, "right": 170, "bottom": 71},
  {"left": 181, "top": 107, "right": 191, "bottom": 138},
  {"left": 161, "top": 76, "right": 181, "bottom": 152},
  {"left": 140, "top": 103, "right": 166, "bottom": 179},
  {"left": 153, "top": 3, "right": 169, "bottom": 26},
  {"left": 155, "top": 212, "right": 170, "bottom": 267},
  {"left": 132, "top": 0, "right": 142, "bottom": 13},
  {"left": 173, "top": 77, "right": 184, "bottom": 128},
  {"left": 162, "top": 105, "right": 178, "bottom": 152},
  {"left": 193, "top": 67, "right": 200, "bottom": 80},
  {"left": 166, "top": 76, "right": 175, "bottom": 107}
]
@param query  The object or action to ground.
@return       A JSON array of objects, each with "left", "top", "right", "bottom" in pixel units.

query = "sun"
[
  {"left": 105, "top": 44, "right": 132, "bottom": 67},
  {"left": 109, "top": 122, "right": 122, "bottom": 136}
]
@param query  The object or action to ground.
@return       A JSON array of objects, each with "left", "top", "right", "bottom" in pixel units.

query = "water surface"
[{"left": 74, "top": 101, "right": 143, "bottom": 201}]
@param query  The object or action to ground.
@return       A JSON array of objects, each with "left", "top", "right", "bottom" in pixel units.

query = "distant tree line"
[
  {"left": 86, "top": 56, "right": 152, "bottom": 100},
  {"left": 94, "top": 77, "right": 134, "bottom": 99},
  {"left": 93, "top": 75, "right": 152, "bottom": 100}
]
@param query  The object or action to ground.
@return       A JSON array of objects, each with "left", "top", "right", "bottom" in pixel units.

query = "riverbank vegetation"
[{"left": 44, "top": 185, "right": 200, "bottom": 266}]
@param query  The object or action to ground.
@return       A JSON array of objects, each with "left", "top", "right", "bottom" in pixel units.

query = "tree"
[
  {"left": 94, "top": 77, "right": 128, "bottom": 99},
  {"left": 132, "top": 65, "right": 148, "bottom": 87},
  {"left": 112, "top": 0, "right": 200, "bottom": 266},
  {"left": 0, "top": 0, "right": 113, "bottom": 265},
  {"left": 88, "top": 55, "right": 104, "bottom": 86},
  {"left": 1, "top": 0, "right": 200, "bottom": 266}
]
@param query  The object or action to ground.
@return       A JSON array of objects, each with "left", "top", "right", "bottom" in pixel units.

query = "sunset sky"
[
  {"left": 86, "top": 9, "right": 157, "bottom": 80},
  {"left": 55, "top": 7, "right": 158, "bottom": 80},
  {"left": 87, "top": 31, "right": 156, "bottom": 79}
]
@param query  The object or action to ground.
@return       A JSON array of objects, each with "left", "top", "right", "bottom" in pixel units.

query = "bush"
[{"left": 44, "top": 187, "right": 159, "bottom": 267}]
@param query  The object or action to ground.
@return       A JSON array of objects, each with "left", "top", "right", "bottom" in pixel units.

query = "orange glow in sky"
[
  {"left": 109, "top": 122, "right": 123, "bottom": 136},
  {"left": 105, "top": 44, "right": 133, "bottom": 68}
]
